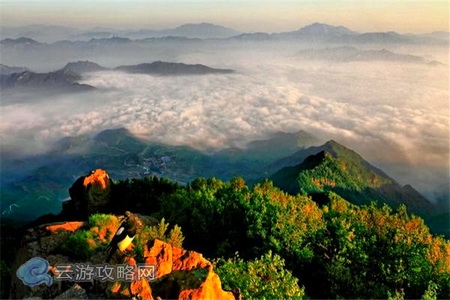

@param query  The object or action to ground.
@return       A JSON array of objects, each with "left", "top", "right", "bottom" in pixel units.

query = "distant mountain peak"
[
  {"left": 298, "top": 23, "right": 357, "bottom": 36},
  {"left": 0, "top": 68, "right": 95, "bottom": 93},
  {"left": 59, "top": 60, "right": 107, "bottom": 74},
  {"left": 0, "top": 37, "right": 41, "bottom": 46},
  {"left": 114, "top": 61, "right": 234, "bottom": 76},
  {"left": 165, "top": 22, "right": 241, "bottom": 39},
  {"left": 176, "top": 22, "right": 225, "bottom": 29},
  {"left": 0, "top": 64, "right": 31, "bottom": 75},
  {"left": 88, "top": 36, "right": 132, "bottom": 44}
]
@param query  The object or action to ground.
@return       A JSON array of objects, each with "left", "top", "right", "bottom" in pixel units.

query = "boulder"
[{"left": 62, "top": 169, "right": 112, "bottom": 220}]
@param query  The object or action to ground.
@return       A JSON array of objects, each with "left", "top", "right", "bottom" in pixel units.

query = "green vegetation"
[
  {"left": 215, "top": 251, "right": 305, "bottom": 299},
  {"left": 7, "top": 168, "right": 448, "bottom": 299},
  {"left": 271, "top": 148, "right": 434, "bottom": 219},
  {"left": 133, "top": 218, "right": 185, "bottom": 261},
  {"left": 59, "top": 214, "right": 119, "bottom": 259},
  {"left": 113, "top": 175, "right": 449, "bottom": 299}
]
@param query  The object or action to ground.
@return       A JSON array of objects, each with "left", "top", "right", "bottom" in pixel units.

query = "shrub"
[
  {"left": 133, "top": 218, "right": 185, "bottom": 261},
  {"left": 60, "top": 230, "right": 97, "bottom": 260},
  {"left": 215, "top": 251, "right": 305, "bottom": 299}
]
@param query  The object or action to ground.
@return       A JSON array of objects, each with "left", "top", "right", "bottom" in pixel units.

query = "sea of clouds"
[{"left": 1, "top": 47, "right": 448, "bottom": 199}]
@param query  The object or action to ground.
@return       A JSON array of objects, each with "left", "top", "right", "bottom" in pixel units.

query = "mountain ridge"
[
  {"left": 114, "top": 61, "right": 234, "bottom": 76},
  {"left": 0, "top": 69, "right": 95, "bottom": 93},
  {"left": 1, "top": 128, "right": 437, "bottom": 229},
  {"left": 2, "top": 22, "right": 448, "bottom": 44},
  {"left": 269, "top": 140, "right": 435, "bottom": 219}
]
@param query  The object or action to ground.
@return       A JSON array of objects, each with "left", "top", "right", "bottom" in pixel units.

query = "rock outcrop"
[
  {"left": 61, "top": 169, "right": 112, "bottom": 220},
  {"left": 9, "top": 215, "right": 236, "bottom": 299},
  {"left": 107, "top": 238, "right": 234, "bottom": 299}
]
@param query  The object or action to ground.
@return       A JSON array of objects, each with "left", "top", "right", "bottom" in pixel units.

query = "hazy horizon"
[{"left": 1, "top": 1, "right": 448, "bottom": 34}]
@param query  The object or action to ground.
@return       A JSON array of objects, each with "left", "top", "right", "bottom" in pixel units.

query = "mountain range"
[
  {"left": 0, "top": 69, "right": 94, "bottom": 94},
  {"left": 0, "top": 64, "right": 30, "bottom": 75},
  {"left": 114, "top": 61, "right": 234, "bottom": 76},
  {"left": 1, "top": 22, "right": 448, "bottom": 44},
  {"left": 0, "top": 60, "right": 235, "bottom": 92},
  {"left": 1, "top": 127, "right": 445, "bottom": 237}
]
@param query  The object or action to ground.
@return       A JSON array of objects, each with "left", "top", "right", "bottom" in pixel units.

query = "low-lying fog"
[{"left": 1, "top": 42, "right": 448, "bottom": 202}]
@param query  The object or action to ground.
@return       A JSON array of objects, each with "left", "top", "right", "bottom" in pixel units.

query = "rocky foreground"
[
  {"left": 8, "top": 169, "right": 239, "bottom": 299},
  {"left": 10, "top": 220, "right": 238, "bottom": 299}
]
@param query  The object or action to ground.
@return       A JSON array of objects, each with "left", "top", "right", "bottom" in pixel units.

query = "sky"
[{"left": 0, "top": 0, "right": 448, "bottom": 33}]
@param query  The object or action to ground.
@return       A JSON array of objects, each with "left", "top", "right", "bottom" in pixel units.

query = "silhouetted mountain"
[
  {"left": 0, "top": 70, "right": 94, "bottom": 93},
  {"left": 276, "top": 22, "right": 357, "bottom": 40},
  {"left": 346, "top": 31, "right": 412, "bottom": 44},
  {"left": 115, "top": 61, "right": 234, "bottom": 76},
  {"left": 87, "top": 36, "right": 133, "bottom": 45},
  {"left": 0, "top": 37, "right": 42, "bottom": 48},
  {"left": 0, "top": 64, "right": 31, "bottom": 75},
  {"left": 229, "top": 23, "right": 357, "bottom": 42},
  {"left": 59, "top": 60, "right": 108, "bottom": 74},
  {"left": 161, "top": 23, "right": 241, "bottom": 39},
  {"left": 411, "top": 31, "right": 449, "bottom": 41},
  {"left": 231, "top": 32, "right": 274, "bottom": 41},
  {"left": 72, "top": 31, "right": 117, "bottom": 40},
  {"left": 270, "top": 140, "right": 435, "bottom": 218},
  {"left": 0, "top": 25, "right": 83, "bottom": 43},
  {"left": 228, "top": 23, "right": 447, "bottom": 45},
  {"left": 138, "top": 36, "right": 202, "bottom": 42},
  {"left": 295, "top": 46, "right": 428, "bottom": 63},
  {"left": 126, "top": 22, "right": 241, "bottom": 39}
]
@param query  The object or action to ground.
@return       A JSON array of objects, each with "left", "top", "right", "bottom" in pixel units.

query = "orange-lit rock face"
[
  {"left": 144, "top": 239, "right": 212, "bottom": 279},
  {"left": 45, "top": 221, "right": 84, "bottom": 233},
  {"left": 172, "top": 249, "right": 210, "bottom": 272},
  {"left": 179, "top": 271, "right": 235, "bottom": 300},
  {"left": 140, "top": 239, "right": 234, "bottom": 300},
  {"left": 145, "top": 239, "right": 173, "bottom": 278},
  {"left": 108, "top": 257, "right": 154, "bottom": 299},
  {"left": 83, "top": 169, "right": 109, "bottom": 189}
]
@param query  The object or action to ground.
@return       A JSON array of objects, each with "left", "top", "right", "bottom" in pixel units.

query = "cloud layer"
[{"left": 1, "top": 48, "right": 448, "bottom": 197}]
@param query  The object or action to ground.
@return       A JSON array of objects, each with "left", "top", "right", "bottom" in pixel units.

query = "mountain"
[
  {"left": 231, "top": 32, "right": 274, "bottom": 41},
  {"left": 71, "top": 30, "right": 117, "bottom": 40},
  {"left": 0, "top": 37, "right": 42, "bottom": 49},
  {"left": 299, "top": 22, "right": 357, "bottom": 35},
  {"left": 58, "top": 60, "right": 108, "bottom": 74},
  {"left": 295, "top": 46, "right": 428, "bottom": 63},
  {"left": 0, "top": 70, "right": 94, "bottom": 93},
  {"left": 0, "top": 128, "right": 440, "bottom": 236},
  {"left": 159, "top": 23, "right": 241, "bottom": 39},
  {"left": 126, "top": 23, "right": 241, "bottom": 39},
  {"left": 87, "top": 36, "right": 133, "bottom": 45},
  {"left": 0, "top": 64, "right": 31, "bottom": 75},
  {"left": 346, "top": 31, "right": 412, "bottom": 44},
  {"left": 276, "top": 22, "right": 357, "bottom": 40},
  {"left": 0, "top": 128, "right": 318, "bottom": 221},
  {"left": 270, "top": 140, "right": 435, "bottom": 218},
  {"left": 228, "top": 23, "right": 448, "bottom": 46},
  {"left": 1, "top": 23, "right": 240, "bottom": 42},
  {"left": 114, "top": 61, "right": 234, "bottom": 76},
  {"left": 411, "top": 31, "right": 449, "bottom": 41},
  {"left": 0, "top": 25, "right": 83, "bottom": 43},
  {"left": 231, "top": 23, "right": 357, "bottom": 42}
]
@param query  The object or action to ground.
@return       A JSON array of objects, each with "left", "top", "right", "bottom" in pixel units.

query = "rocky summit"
[{"left": 9, "top": 213, "right": 237, "bottom": 299}]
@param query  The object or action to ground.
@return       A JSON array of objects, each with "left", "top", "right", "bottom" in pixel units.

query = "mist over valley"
[{"left": 1, "top": 23, "right": 448, "bottom": 225}]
